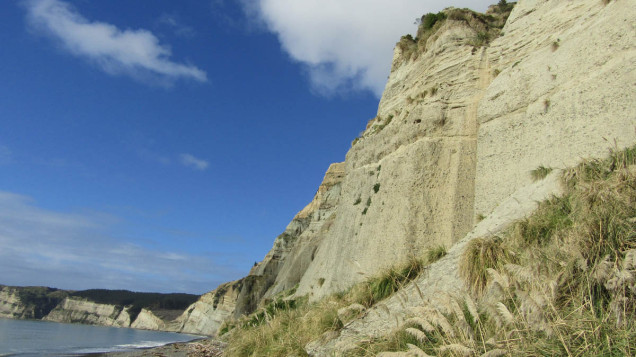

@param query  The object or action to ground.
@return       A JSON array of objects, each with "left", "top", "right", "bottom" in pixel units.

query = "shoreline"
[{"left": 83, "top": 338, "right": 225, "bottom": 357}]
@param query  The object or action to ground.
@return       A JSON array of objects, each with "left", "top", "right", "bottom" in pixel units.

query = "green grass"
[
  {"left": 223, "top": 145, "right": 636, "bottom": 357},
  {"left": 513, "top": 194, "right": 572, "bottom": 246},
  {"left": 426, "top": 245, "right": 447, "bottom": 263},
  {"left": 530, "top": 165, "right": 553, "bottom": 181},
  {"left": 223, "top": 258, "right": 426, "bottom": 356},
  {"left": 353, "top": 258, "right": 425, "bottom": 307},
  {"left": 459, "top": 237, "right": 512, "bottom": 295},
  {"left": 397, "top": 7, "right": 513, "bottom": 63},
  {"left": 420, "top": 12, "right": 447, "bottom": 31},
  {"left": 471, "top": 31, "right": 491, "bottom": 47},
  {"left": 346, "top": 145, "right": 636, "bottom": 356}
]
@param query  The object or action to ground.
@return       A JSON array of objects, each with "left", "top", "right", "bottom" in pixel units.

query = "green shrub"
[
  {"left": 471, "top": 31, "right": 491, "bottom": 47},
  {"left": 373, "top": 183, "right": 381, "bottom": 193},
  {"left": 420, "top": 12, "right": 446, "bottom": 30}
]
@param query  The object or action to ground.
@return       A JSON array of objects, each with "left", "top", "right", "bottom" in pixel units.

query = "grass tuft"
[
  {"left": 512, "top": 194, "right": 572, "bottom": 246},
  {"left": 353, "top": 258, "right": 425, "bottom": 308},
  {"left": 426, "top": 245, "right": 447, "bottom": 263},
  {"left": 530, "top": 165, "right": 553, "bottom": 181},
  {"left": 459, "top": 237, "right": 512, "bottom": 295}
]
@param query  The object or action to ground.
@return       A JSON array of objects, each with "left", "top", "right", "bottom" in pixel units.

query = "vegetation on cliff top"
[
  {"left": 70, "top": 289, "right": 199, "bottom": 321},
  {"left": 397, "top": 3, "right": 514, "bottom": 65},
  {"left": 219, "top": 145, "right": 635, "bottom": 356}
]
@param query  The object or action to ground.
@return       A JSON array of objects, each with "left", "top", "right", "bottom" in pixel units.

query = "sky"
[{"left": 0, "top": 0, "right": 495, "bottom": 294}]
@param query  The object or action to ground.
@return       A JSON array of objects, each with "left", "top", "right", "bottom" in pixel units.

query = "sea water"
[{"left": 0, "top": 318, "right": 201, "bottom": 356}]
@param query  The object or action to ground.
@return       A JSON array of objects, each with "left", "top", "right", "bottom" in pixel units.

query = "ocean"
[{"left": 0, "top": 318, "right": 201, "bottom": 356}]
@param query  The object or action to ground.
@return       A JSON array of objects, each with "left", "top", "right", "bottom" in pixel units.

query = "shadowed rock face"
[
  {"left": 0, "top": 285, "right": 67, "bottom": 319},
  {"left": 176, "top": 163, "right": 347, "bottom": 334},
  {"left": 178, "top": 0, "right": 636, "bottom": 337}
]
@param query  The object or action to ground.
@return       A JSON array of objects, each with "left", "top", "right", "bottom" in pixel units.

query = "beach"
[{"left": 95, "top": 339, "right": 225, "bottom": 357}]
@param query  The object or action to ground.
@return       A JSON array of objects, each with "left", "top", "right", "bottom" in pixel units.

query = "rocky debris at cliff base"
[{"left": 187, "top": 341, "right": 225, "bottom": 356}]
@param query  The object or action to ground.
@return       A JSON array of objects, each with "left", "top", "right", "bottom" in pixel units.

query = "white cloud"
[
  {"left": 180, "top": 153, "right": 209, "bottom": 171},
  {"left": 247, "top": 0, "right": 495, "bottom": 96},
  {"left": 24, "top": 0, "right": 207, "bottom": 84},
  {"left": 0, "top": 190, "right": 237, "bottom": 293}
]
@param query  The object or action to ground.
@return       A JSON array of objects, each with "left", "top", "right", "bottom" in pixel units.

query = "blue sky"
[{"left": 0, "top": 0, "right": 493, "bottom": 294}]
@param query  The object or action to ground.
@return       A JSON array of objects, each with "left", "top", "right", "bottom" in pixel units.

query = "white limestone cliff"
[
  {"left": 130, "top": 308, "right": 165, "bottom": 330},
  {"left": 44, "top": 297, "right": 131, "bottom": 327},
  {"left": 177, "top": 0, "right": 635, "bottom": 339}
]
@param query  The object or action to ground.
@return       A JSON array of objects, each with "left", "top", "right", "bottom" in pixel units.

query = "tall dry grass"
[
  {"left": 222, "top": 258, "right": 425, "bottom": 356},
  {"left": 358, "top": 145, "right": 636, "bottom": 356},
  {"left": 222, "top": 145, "right": 635, "bottom": 356}
]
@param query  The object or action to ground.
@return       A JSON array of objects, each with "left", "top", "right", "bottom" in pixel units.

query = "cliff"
[
  {"left": 175, "top": 162, "right": 346, "bottom": 333},
  {"left": 179, "top": 0, "right": 635, "bottom": 338},
  {"left": 44, "top": 297, "right": 131, "bottom": 327},
  {"left": 0, "top": 285, "right": 67, "bottom": 319},
  {"left": 0, "top": 285, "right": 198, "bottom": 333}
]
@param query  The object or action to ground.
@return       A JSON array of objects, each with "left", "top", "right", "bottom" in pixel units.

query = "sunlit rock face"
[
  {"left": 43, "top": 297, "right": 131, "bottom": 327},
  {"left": 180, "top": 0, "right": 636, "bottom": 336},
  {"left": 474, "top": 0, "right": 636, "bottom": 216}
]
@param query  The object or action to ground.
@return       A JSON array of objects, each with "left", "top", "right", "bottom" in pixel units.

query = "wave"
[
  {"left": 117, "top": 340, "right": 174, "bottom": 349},
  {"left": 74, "top": 341, "right": 173, "bottom": 354}
]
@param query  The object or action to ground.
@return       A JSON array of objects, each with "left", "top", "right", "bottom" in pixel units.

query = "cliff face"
[
  {"left": 0, "top": 285, "right": 67, "bottom": 319},
  {"left": 43, "top": 297, "right": 131, "bottom": 327},
  {"left": 0, "top": 286, "right": 31, "bottom": 319},
  {"left": 177, "top": 163, "right": 346, "bottom": 333},
  {"left": 474, "top": 0, "right": 636, "bottom": 215},
  {"left": 130, "top": 308, "right": 166, "bottom": 330},
  {"left": 0, "top": 285, "right": 197, "bottom": 334},
  {"left": 175, "top": 280, "right": 241, "bottom": 335},
  {"left": 181, "top": 0, "right": 635, "bottom": 337},
  {"left": 310, "top": 0, "right": 636, "bottom": 352},
  {"left": 296, "top": 9, "right": 497, "bottom": 300}
]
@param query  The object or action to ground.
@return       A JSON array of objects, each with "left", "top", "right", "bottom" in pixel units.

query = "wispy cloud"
[
  {"left": 24, "top": 0, "right": 207, "bottom": 84},
  {"left": 180, "top": 153, "right": 209, "bottom": 171},
  {"left": 0, "top": 190, "right": 237, "bottom": 293},
  {"left": 157, "top": 14, "right": 196, "bottom": 38},
  {"left": 245, "top": 0, "right": 494, "bottom": 96}
]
